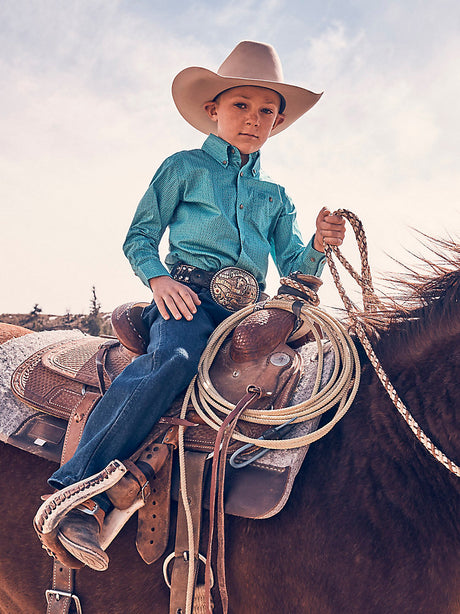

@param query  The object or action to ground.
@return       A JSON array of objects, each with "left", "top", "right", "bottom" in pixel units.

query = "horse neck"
[{"left": 363, "top": 317, "right": 460, "bottom": 485}]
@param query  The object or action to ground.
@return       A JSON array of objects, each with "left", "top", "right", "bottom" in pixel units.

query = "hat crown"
[{"left": 217, "top": 41, "right": 284, "bottom": 83}]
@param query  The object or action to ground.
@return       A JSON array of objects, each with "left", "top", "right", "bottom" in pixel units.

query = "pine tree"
[
  {"left": 84, "top": 286, "right": 100, "bottom": 335},
  {"left": 90, "top": 285, "right": 101, "bottom": 316},
  {"left": 30, "top": 303, "right": 42, "bottom": 317}
]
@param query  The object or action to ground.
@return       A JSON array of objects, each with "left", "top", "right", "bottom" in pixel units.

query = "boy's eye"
[
  {"left": 234, "top": 102, "right": 247, "bottom": 109},
  {"left": 262, "top": 108, "right": 274, "bottom": 114}
]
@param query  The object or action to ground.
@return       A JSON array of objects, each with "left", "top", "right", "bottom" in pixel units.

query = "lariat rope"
[
  {"left": 189, "top": 300, "right": 360, "bottom": 447},
  {"left": 175, "top": 209, "right": 459, "bottom": 614},
  {"left": 176, "top": 258, "right": 362, "bottom": 614},
  {"left": 325, "top": 209, "right": 460, "bottom": 479}
]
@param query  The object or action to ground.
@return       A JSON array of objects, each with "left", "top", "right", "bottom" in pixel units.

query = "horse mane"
[{"left": 354, "top": 236, "right": 460, "bottom": 365}]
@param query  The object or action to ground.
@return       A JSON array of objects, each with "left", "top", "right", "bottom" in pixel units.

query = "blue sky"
[{"left": 1, "top": 0, "right": 459, "bottom": 313}]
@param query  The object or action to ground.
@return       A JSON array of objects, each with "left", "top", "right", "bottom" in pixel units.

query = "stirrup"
[{"left": 34, "top": 460, "right": 128, "bottom": 545}]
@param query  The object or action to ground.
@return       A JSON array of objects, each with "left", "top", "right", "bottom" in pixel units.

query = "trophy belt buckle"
[{"left": 210, "top": 267, "right": 260, "bottom": 312}]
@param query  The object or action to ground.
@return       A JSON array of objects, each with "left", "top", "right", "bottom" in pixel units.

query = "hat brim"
[{"left": 172, "top": 67, "right": 322, "bottom": 137}]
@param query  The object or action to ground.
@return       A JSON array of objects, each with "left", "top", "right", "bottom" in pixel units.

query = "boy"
[{"left": 44, "top": 41, "right": 345, "bottom": 571}]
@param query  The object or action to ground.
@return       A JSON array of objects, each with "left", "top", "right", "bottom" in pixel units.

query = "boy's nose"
[{"left": 245, "top": 112, "right": 260, "bottom": 126}]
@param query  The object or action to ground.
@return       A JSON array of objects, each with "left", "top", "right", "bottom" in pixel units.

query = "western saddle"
[{"left": 9, "top": 275, "right": 327, "bottom": 613}]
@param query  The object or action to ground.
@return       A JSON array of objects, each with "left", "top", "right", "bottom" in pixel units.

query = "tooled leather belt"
[{"left": 171, "top": 262, "right": 260, "bottom": 312}]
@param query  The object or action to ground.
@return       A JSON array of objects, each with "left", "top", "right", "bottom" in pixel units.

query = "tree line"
[{"left": 23, "top": 286, "right": 113, "bottom": 336}]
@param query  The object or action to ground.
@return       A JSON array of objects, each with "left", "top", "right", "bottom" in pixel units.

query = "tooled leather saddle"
[
  {"left": 10, "top": 283, "right": 333, "bottom": 581},
  {"left": 9, "top": 298, "right": 326, "bottom": 524},
  {"left": 6, "top": 284, "right": 333, "bottom": 614}
]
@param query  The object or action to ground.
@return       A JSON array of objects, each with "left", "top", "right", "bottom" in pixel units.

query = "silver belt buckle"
[{"left": 210, "top": 267, "right": 259, "bottom": 312}]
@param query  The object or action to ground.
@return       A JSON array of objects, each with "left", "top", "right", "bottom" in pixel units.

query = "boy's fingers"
[
  {"left": 323, "top": 235, "right": 344, "bottom": 246},
  {"left": 160, "top": 296, "right": 185, "bottom": 320},
  {"left": 153, "top": 296, "right": 170, "bottom": 320},
  {"left": 175, "top": 292, "right": 197, "bottom": 321},
  {"left": 180, "top": 287, "right": 201, "bottom": 308},
  {"left": 329, "top": 215, "right": 345, "bottom": 226},
  {"left": 151, "top": 278, "right": 202, "bottom": 321},
  {"left": 167, "top": 287, "right": 201, "bottom": 321}
]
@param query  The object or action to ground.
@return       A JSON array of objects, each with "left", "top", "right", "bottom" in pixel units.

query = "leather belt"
[
  {"left": 171, "top": 263, "right": 260, "bottom": 312},
  {"left": 171, "top": 263, "right": 214, "bottom": 288}
]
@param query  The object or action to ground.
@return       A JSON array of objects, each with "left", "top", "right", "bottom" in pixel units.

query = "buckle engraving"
[{"left": 210, "top": 267, "right": 259, "bottom": 312}]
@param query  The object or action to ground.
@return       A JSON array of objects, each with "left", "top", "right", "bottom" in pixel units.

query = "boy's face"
[{"left": 204, "top": 86, "right": 285, "bottom": 156}]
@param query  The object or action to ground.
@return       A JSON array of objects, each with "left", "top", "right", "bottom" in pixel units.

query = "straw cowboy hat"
[{"left": 172, "top": 40, "right": 322, "bottom": 136}]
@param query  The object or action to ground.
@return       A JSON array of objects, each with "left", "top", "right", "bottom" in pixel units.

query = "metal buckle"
[
  {"left": 210, "top": 267, "right": 259, "bottom": 312},
  {"left": 45, "top": 590, "right": 82, "bottom": 614},
  {"left": 77, "top": 501, "right": 100, "bottom": 516}
]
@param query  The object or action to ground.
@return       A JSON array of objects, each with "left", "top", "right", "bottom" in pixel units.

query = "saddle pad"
[{"left": 0, "top": 330, "right": 84, "bottom": 460}]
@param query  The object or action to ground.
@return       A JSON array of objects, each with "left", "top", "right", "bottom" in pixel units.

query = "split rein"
[{"left": 324, "top": 209, "right": 460, "bottom": 479}]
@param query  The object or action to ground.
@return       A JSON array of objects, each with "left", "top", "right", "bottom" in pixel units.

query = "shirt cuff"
[
  {"left": 133, "top": 260, "right": 171, "bottom": 287},
  {"left": 303, "top": 236, "right": 326, "bottom": 277}
]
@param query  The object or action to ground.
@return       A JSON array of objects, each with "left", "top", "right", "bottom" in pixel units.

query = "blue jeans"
[{"left": 48, "top": 288, "right": 231, "bottom": 507}]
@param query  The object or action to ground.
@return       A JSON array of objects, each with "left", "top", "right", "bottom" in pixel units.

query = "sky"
[{"left": 1, "top": 0, "right": 459, "bottom": 315}]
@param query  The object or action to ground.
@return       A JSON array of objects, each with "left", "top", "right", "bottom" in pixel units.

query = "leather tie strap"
[
  {"left": 95, "top": 340, "right": 119, "bottom": 395},
  {"left": 169, "top": 451, "right": 208, "bottom": 614},
  {"left": 205, "top": 387, "right": 263, "bottom": 614},
  {"left": 45, "top": 565, "right": 81, "bottom": 614}
]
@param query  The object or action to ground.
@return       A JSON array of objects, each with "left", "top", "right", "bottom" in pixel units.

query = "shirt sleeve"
[
  {"left": 270, "top": 189, "right": 326, "bottom": 277},
  {"left": 123, "top": 155, "right": 182, "bottom": 287}
]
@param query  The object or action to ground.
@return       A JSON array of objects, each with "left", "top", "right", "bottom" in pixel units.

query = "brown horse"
[{"left": 0, "top": 239, "right": 459, "bottom": 614}]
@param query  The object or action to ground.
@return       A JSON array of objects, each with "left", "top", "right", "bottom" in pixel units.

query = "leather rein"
[{"left": 325, "top": 209, "right": 460, "bottom": 479}]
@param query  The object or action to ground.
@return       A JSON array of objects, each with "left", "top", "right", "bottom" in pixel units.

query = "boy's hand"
[
  {"left": 313, "top": 207, "right": 346, "bottom": 252},
  {"left": 149, "top": 276, "right": 201, "bottom": 321}
]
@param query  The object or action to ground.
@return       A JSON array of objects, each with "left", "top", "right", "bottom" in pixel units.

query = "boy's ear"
[
  {"left": 272, "top": 113, "right": 285, "bottom": 131},
  {"left": 204, "top": 101, "right": 218, "bottom": 122}
]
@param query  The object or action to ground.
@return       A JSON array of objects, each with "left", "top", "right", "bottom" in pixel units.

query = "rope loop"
[{"left": 185, "top": 297, "right": 361, "bottom": 451}]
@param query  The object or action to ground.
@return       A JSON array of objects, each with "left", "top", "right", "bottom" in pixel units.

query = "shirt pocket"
[{"left": 247, "top": 189, "right": 281, "bottom": 237}]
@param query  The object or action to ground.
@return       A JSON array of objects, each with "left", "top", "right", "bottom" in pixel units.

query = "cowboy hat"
[{"left": 172, "top": 40, "right": 322, "bottom": 136}]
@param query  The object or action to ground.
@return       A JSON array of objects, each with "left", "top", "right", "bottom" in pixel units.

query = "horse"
[{"left": 0, "top": 238, "right": 458, "bottom": 614}]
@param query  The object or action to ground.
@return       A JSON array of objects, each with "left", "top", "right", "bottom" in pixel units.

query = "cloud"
[
  {"left": 261, "top": 9, "right": 459, "bottom": 306},
  {"left": 0, "top": 0, "right": 458, "bottom": 314}
]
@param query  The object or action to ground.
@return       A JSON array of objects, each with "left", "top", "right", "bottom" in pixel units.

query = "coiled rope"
[{"left": 186, "top": 299, "right": 360, "bottom": 448}]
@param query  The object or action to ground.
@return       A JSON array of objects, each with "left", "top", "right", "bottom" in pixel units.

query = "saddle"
[
  {"left": 8, "top": 300, "right": 325, "bottom": 522},
  {"left": 7, "top": 281, "right": 333, "bottom": 613}
]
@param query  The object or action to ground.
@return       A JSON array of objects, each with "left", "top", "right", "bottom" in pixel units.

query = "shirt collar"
[{"left": 202, "top": 134, "right": 261, "bottom": 177}]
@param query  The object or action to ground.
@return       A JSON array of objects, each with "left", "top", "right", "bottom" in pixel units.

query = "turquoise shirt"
[{"left": 123, "top": 134, "right": 325, "bottom": 290}]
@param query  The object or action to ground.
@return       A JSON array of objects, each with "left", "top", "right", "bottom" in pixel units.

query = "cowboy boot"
[
  {"left": 105, "top": 446, "right": 170, "bottom": 509},
  {"left": 57, "top": 502, "right": 108, "bottom": 571}
]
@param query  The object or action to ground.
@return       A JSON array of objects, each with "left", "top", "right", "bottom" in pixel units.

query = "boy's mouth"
[{"left": 239, "top": 132, "right": 258, "bottom": 139}]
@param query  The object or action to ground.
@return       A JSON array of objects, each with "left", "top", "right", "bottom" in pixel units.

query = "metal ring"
[{"left": 163, "top": 552, "right": 214, "bottom": 589}]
